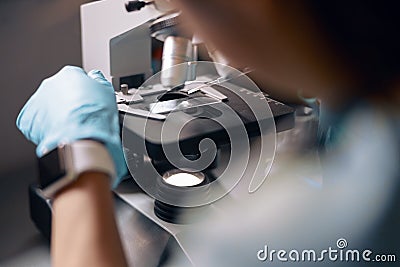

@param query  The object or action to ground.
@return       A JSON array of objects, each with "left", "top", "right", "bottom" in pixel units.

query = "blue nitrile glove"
[{"left": 16, "top": 66, "right": 127, "bottom": 186}]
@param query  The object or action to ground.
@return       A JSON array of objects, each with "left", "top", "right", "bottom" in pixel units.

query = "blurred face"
[{"left": 175, "top": 0, "right": 360, "bottom": 104}]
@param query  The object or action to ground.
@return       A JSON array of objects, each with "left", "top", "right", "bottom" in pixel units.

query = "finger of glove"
[
  {"left": 88, "top": 70, "right": 113, "bottom": 87},
  {"left": 16, "top": 100, "right": 37, "bottom": 144},
  {"left": 51, "top": 66, "right": 87, "bottom": 82},
  {"left": 16, "top": 85, "right": 46, "bottom": 145},
  {"left": 16, "top": 66, "right": 86, "bottom": 147}
]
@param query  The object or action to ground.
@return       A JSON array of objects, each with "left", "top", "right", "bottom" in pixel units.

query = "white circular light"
[{"left": 163, "top": 170, "right": 205, "bottom": 187}]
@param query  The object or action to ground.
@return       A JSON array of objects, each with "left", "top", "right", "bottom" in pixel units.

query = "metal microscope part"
[
  {"left": 116, "top": 92, "right": 144, "bottom": 104},
  {"left": 125, "top": 1, "right": 154, "bottom": 12},
  {"left": 148, "top": 97, "right": 221, "bottom": 114},
  {"left": 121, "top": 84, "right": 130, "bottom": 95},
  {"left": 178, "top": 83, "right": 228, "bottom": 101},
  {"left": 134, "top": 84, "right": 169, "bottom": 96},
  {"left": 150, "top": 12, "right": 181, "bottom": 41},
  {"left": 184, "top": 69, "right": 254, "bottom": 95},
  {"left": 199, "top": 86, "right": 228, "bottom": 101},
  {"left": 161, "top": 36, "right": 194, "bottom": 88},
  {"left": 118, "top": 104, "right": 167, "bottom": 120},
  {"left": 116, "top": 84, "right": 168, "bottom": 105}
]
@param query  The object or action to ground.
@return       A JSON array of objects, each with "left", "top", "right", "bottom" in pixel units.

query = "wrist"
[{"left": 53, "top": 171, "right": 111, "bottom": 206}]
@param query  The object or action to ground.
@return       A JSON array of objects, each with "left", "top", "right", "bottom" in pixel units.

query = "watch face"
[{"left": 38, "top": 148, "right": 66, "bottom": 188}]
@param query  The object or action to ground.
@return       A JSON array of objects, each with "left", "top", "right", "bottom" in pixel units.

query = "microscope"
[
  {"left": 29, "top": 0, "right": 296, "bottom": 264},
  {"left": 84, "top": 0, "right": 294, "bottom": 207}
]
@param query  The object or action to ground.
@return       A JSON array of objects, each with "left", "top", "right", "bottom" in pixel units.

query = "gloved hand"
[{"left": 16, "top": 66, "right": 127, "bottom": 185}]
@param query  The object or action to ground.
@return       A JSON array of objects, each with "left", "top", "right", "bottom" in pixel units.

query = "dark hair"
[{"left": 309, "top": 0, "right": 400, "bottom": 90}]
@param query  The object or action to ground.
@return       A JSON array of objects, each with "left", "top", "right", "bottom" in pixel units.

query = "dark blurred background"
[{"left": 0, "top": 0, "right": 91, "bottom": 265}]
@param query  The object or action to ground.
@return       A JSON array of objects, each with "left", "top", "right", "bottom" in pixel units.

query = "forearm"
[{"left": 52, "top": 172, "right": 127, "bottom": 267}]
